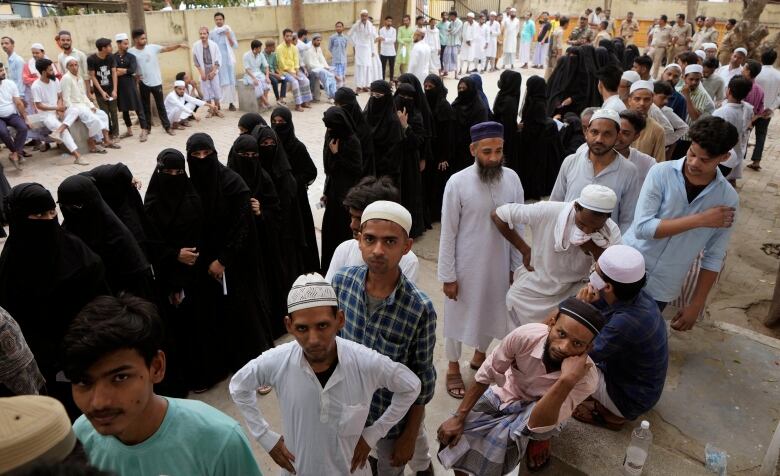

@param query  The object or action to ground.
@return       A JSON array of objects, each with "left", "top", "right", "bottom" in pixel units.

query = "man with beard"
[
  {"left": 673, "top": 64, "right": 715, "bottom": 159},
  {"left": 65, "top": 295, "right": 263, "bottom": 475},
  {"left": 55, "top": 31, "right": 89, "bottom": 83},
  {"left": 113, "top": 33, "right": 149, "bottom": 142},
  {"left": 437, "top": 297, "right": 604, "bottom": 474},
  {"left": 551, "top": 108, "right": 640, "bottom": 232},
  {"left": 331, "top": 201, "right": 437, "bottom": 476},
  {"left": 164, "top": 80, "right": 215, "bottom": 128},
  {"left": 627, "top": 80, "right": 668, "bottom": 163},
  {"left": 230, "top": 273, "right": 421, "bottom": 475},
  {"left": 407, "top": 30, "right": 431, "bottom": 86},
  {"left": 324, "top": 176, "right": 419, "bottom": 284},
  {"left": 438, "top": 122, "right": 524, "bottom": 399}
]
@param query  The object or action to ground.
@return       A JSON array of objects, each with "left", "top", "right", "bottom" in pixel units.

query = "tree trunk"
[
  {"left": 127, "top": 0, "right": 146, "bottom": 33},
  {"left": 720, "top": 0, "right": 770, "bottom": 61},
  {"left": 766, "top": 261, "right": 780, "bottom": 327},
  {"left": 381, "top": 0, "right": 407, "bottom": 25},
  {"left": 291, "top": 0, "right": 304, "bottom": 31},
  {"left": 687, "top": 0, "right": 697, "bottom": 27}
]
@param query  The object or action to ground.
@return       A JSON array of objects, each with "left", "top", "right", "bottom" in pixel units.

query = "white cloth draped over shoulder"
[
  {"left": 348, "top": 20, "right": 377, "bottom": 67},
  {"left": 192, "top": 39, "right": 223, "bottom": 71}
]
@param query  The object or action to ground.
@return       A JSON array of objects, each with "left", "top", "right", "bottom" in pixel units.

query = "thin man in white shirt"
[
  {"left": 597, "top": 64, "right": 627, "bottom": 113},
  {"left": 378, "top": 17, "right": 398, "bottom": 82},
  {"left": 230, "top": 273, "right": 420, "bottom": 476}
]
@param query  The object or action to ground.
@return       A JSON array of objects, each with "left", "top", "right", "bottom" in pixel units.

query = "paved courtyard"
[{"left": 5, "top": 66, "right": 780, "bottom": 474}]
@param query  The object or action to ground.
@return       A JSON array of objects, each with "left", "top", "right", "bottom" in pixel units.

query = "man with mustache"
[
  {"left": 438, "top": 121, "right": 524, "bottom": 400},
  {"left": 65, "top": 294, "right": 263, "bottom": 475}
]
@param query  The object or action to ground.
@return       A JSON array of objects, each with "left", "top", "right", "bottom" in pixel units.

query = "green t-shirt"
[{"left": 74, "top": 397, "right": 263, "bottom": 476}]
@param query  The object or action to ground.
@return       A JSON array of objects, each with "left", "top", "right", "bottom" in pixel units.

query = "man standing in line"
[
  {"left": 442, "top": 11, "right": 463, "bottom": 79},
  {"left": 378, "top": 16, "right": 397, "bottom": 83},
  {"left": 716, "top": 47, "right": 747, "bottom": 92},
  {"left": 408, "top": 30, "right": 431, "bottom": 86},
  {"left": 619, "top": 11, "right": 639, "bottom": 45},
  {"left": 501, "top": 8, "right": 520, "bottom": 69},
  {"left": 438, "top": 122, "right": 525, "bottom": 399},
  {"left": 673, "top": 64, "right": 715, "bottom": 159},
  {"left": 277, "top": 28, "right": 313, "bottom": 111},
  {"left": 87, "top": 38, "right": 119, "bottom": 141},
  {"left": 349, "top": 10, "right": 377, "bottom": 93},
  {"left": 627, "top": 80, "right": 668, "bottom": 163},
  {"left": 484, "top": 12, "right": 500, "bottom": 72},
  {"left": 129, "top": 28, "right": 187, "bottom": 136},
  {"left": 668, "top": 13, "right": 692, "bottom": 66},
  {"left": 210, "top": 12, "right": 238, "bottom": 111},
  {"left": 328, "top": 21, "right": 349, "bottom": 87},
  {"left": 702, "top": 58, "right": 726, "bottom": 108},
  {"left": 648, "top": 15, "right": 672, "bottom": 79},
  {"left": 747, "top": 49, "right": 780, "bottom": 172},
  {"left": 331, "top": 201, "right": 436, "bottom": 476},
  {"left": 713, "top": 76, "right": 754, "bottom": 184},
  {"left": 1, "top": 37, "right": 26, "bottom": 102},
  {"left": 598, "top": 64, "right": 627, "bottom": 112},
  {"left": 230, "top": 273, "right": 421, "bottom": 476},
  {"left": 113, "top": 33, "right": 149, "bottom": 142},
  {"left": 615, "top": 110, "right": 657, "bottom": 183}
]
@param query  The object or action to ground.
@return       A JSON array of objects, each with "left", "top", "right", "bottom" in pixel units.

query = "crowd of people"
[{"left": 0, "top": 4, "right": 778, "bottom": 476}]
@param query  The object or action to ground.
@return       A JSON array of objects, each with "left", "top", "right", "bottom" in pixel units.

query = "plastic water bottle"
[{"left": 623, "top": 420, "right": 652, "bottom": 475}]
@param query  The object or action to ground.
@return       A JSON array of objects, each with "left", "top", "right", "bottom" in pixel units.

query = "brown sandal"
[
  {"left": 446, "top": 372, "right": 465, "bottom": 399},
  {"left": 572, "top": 399, "right": 626, "bottom": 431},
  {"left": 746, "top": 162, "right": 761, "bottom": 171}
]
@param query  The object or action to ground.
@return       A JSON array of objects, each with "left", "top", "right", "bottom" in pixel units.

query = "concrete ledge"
[{"left": 237, "top": 83, "right": 260, "bottom": 113}]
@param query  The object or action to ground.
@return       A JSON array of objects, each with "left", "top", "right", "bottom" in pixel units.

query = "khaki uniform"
[
  {"left": 649, "top": 24, "right": 672, "bottom": 79},
  {"left": 692, "top": 26, "right": 719, "bottom": 51},
  {"left": 619, "top": 19, "right": 639, "bottom": 45},
  {"left": 546, "top": 27, "right": 565, "bottom": 79},
  {"left": 718, "top": 30, "right": 737, "bottom": 65},
  {"left": 568, "top": 26, "right": 594, "bottom": 46},
  {"left": 667, "top": 22, "right": 692, "bottom": 65}
]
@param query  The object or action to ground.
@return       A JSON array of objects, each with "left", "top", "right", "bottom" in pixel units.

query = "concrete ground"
[{"left": 5, "top": 65, "right": 780, "bottom": 475}]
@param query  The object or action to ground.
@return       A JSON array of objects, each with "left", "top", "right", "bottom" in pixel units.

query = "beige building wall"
[{"left": 0, "top": 0, "right": 379, "bottom": 92}]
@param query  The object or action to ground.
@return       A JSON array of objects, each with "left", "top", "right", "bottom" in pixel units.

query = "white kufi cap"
[
  {"left": 63, "top": 56, "right": 78, "bottom": 66},
  {"left": 577, "top": 184, "right": 617, "bottom": 214},
  {"left": 31, "top": 43, "right": 44, "bottom": 51},
  {"left": 287, "top": 273, "right": 338, "bottom": 314},
  {"left": 115, "top": 33, "right": 128, "bottom": 42},
  {"left": 174, "top": 80, "right": 186, "bottom": 88},
  {"left": 489, "top": 11, "right": 496, "bottom": 16},
  {"left": 694, "top": 50, "right": 706, "bottom": 60},
  {"left": 360, "top": 9, "right": 368, "bottom": 14},
  {"left": 467, "top": 12, "right": 475, "bottom": 18},
  {"left": 734, "top": 47, "right": 748, "bottom": 56},
  {"left": 664, "top": 63, "right": 681, "bottom": 72},
  {"left": 598, "top": 245, "right": 646, "bottom": 283},
  {"left": 629, "top": 79, "right": 654, "bottom": 94},
  {"left": 360, "top": 200, "right": 412, "bottom": 234},
  {"left": 620, "top": 70, "right": 640, "bottom": 84},
  {"left": 590, "top": 108, "right": 621, "bottom": 126},
  {"left": 684, "top": 64, "right": 703, "bottom": 76},
  {"left": 702, "top": 42, "right": 717, "bottom": 51}
]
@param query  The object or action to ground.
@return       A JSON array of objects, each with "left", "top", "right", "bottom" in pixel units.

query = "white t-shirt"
[
  {"left": 379, "top": 26, "right": 397, "bottom": 57},
  {"left": 31, "top": 78, "right": 61, "bottom": 116},
  {"left": 129, "top": 44, "right": 163, "bottom": 87},
  {"left": 0, "top": 79, "right": 21, "bottom": 118},
  {"left": 602, "top": 94, "right": 627, "bottom": 112}
]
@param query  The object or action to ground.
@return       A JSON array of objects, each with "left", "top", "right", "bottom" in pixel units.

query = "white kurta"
[
  {"left": 460, "top": 21, "right": 480, "bottom": 61},
  {"left": 349, "top": 20, "right": 377, "bottom": 87},
  {"left": 486, "top": 20, "right": 501, "bottom": 57},
  {"left": 499, "top": 201, "right": 622, "bottom": 325},
  {"left": 164, "top": 90, "right": 206, "bottom": 124},
  {"left": 408, "top": 41, "right": 432, "bottom": 86},
  {"left": 502, "top": 17, "right": 521, "bottom": 54},
  {"left": 475, "top": 24, "right": 488, "bottom": 61},
  {"left": 713, "top": 101, "right": 754, "bottom": 180},
  {"left": 424, "top": 27, "right": 441, "bottom": 72},
  {"left": 437, "top": 165, "right": 524, "bottom": 346}
]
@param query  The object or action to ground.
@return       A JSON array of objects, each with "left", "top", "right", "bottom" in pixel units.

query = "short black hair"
[
  {"left": 619, "top": 109, "right": 646, "bottom": 133},
  {"left": 95, "top": 37, "right": 111, "bottom": 50},
  {"left": 251, "top": 39, "right": 263, "bottom": 50},
  {"left": 335, "top": 21, "right": 343, "bottom": 26},
  {"left": 653, "top": 80, "right": 673, "bottom": 96},
  {"left": 403, "top": 14, "right": 411, "bottom": 19},
  {"left": 131, "top": 28, "right": 145, "bottom": 40},
  {"left": 175, "top": 71, "right": 186, "bottom": 81},
  {"left": 595, "top": 6, "right": 602, "bottom": 12},
  {"left": 342, "top": 176, "right": 400, "bottom": 210},
  {"left": 762, "top": 49, "right": 777, "bottom": 66},
  {"left": 727, "top": 18, "right": 737, "bottom": 26},
  {"left": 35, "top": 57, "right": 53, "bottom": 74},
  {"left": 58, "top": 30, "right": 72, "bottom": 37},
  {"left": 62, "top": 294, "right": 164, "bottom": 382},
  {"left": 688, "top": 116, "right": 739, "bottom": 156},
  {"left": 214, "top": 11, "right": 224, "bottom": 19},
  {"left": 448, "top": 11, "right": 457, "bottom": 16},
  {"left": 677, "top": 13, "right": 685, "bottom": 20},
  {"left": 1, "top": 36, "right": 14, "bottom": 44},
  {"left": 703, "top": 57, "right": 720, "bottom": 70},
  {"left": 297, "top": 28, "right": 308, "bottom": 37},
  {"left": 696, "top": 15, "right": 705, "bottom": 21},
  {"left": 660, "top": 15, "right": 668, "bottom": 22},
  {"left": 601, "top": 270, "right": 647, "bottom": 301},
  {"left": 633, "top": 54, "right": 653, "bottom": 70},
  {"left": 596, "top": 64, "right": 623, "bottom": 92},
  {"left": 282, "top": 28, "right": 293, "bottom": 36},
  {"left": 727, "top": 76, "right": 753, "bottom": 101},
  {"left": 560, "top": 16, "right": 570, "bottom": 28},
  {"left": 416, "top": 15, "right": 424, "bottom": 22},
  {"left": 744, "top": 59, "right": 762, "bottom": 79},
  {"left": 384, "top": 16, "right": 392, "bottom": 20},
  {"left": 600, "top": 20, "right": 608, "bottom": 28},
  {"left": 678, "top": 51, "right": 699, "bottom": 66}
]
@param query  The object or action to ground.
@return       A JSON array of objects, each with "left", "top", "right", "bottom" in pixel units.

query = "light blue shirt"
[
  {"left": 242, "top": 50, "right": 268, "bottom": 85},
  {"left": 623, "top": 159, "right": 739, "bottom": 302},
  {"left": 328, "top": 33, "right": 348, "bottom": 65},
  {"left": 7, "top": 53, "right": 24, "bottom": 97},
  {"left": 438, "top": 20, "right": 449, "bottom": 46},
  {"left": 521, "top": 19, "right": 536, "bottom": 42}
]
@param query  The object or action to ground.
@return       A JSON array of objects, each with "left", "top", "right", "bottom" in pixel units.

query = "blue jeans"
[{"left": 269, "top": 75, "right": 287, "bottom": 100}]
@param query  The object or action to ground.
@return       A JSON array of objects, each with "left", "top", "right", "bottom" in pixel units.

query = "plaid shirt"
[
  {"left": 590, "top": 289, "right": 668, "bottom": 420},
  {"left": 332, "top": 265, "right": 437, "bottom": 438}
]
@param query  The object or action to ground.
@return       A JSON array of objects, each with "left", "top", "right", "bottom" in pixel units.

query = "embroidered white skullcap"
[
  {"left": 620, "top": 70, "right": 640, "bottom": 84},
  {"left": 467, "top": 12, "right": 475, "bottom": 18},
  {"left": 63, "top": 56, "right": 78, "bottom": 66},
  {"left": 31, "top": 43, "right": 44, "bottom": 51},
  {"left": 664, "top": 63, "right": 681, "bottom": 72},
  {"left": 598, "top": 244, "right": 646, "bottom": 284},
  {"left": 589, "top": 108, "right": 621, "bottom": 126},
  {"left": 174, "top": 80, "right": 186, "bottom": 88},
  {"left": 361, "top": 200, "right": 412, "bottom": 234},
  {"left": 489, "top": 11, "right": 497, "bottom": 16},
  {"left": 684, "top": 64, "right": 703, "bottom": 76},
  {"left": 577, "top": 184, "right": 617, "bottom": 213},
  {"left": 287, "top": 273, "right": 338, "bottom": 314},
  {"left": 629, "top": 79, "right": 654, "bottom": 94},
  {"left": 694, "top": 50, "right": 706, "bottom": 60},
  {"left": 359, "top": 9, "right": 368, "bottom": 14},
  {"left": 734, "top": 47, "right": 748, "bottom": 56},
  {"left": 115, "top": 33, "right": 128, "bottom": 42},
  {"left": 702, "top": 42, "right": 717, "bottom": 51}
]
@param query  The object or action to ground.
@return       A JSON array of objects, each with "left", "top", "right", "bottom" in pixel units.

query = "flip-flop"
[
  {"left": 105, "top": 143, "right": 121, "bottom": 149},
  {"left": 90, "top": 148, "right": 107, "bottom": 154},
  {"left": 256, "top": 385, "right": 273, "bottom": 395},
  {"left": 572, "top": 400, "right": 625, "bottom": 431},
  {"left": 746, "top": 163, "right": 762, "bottom": 171},
  {"left": 446, "top": 372, "right": 465, "bottom": 399},
  {"left": 526, "top": 439, "right": 551, "bottom": 472}
]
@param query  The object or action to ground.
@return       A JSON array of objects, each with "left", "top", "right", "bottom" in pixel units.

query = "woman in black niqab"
[
  {"left": 451, "top": 76, "right": 489, "bottom": 172},
  {"left": 320, "top": 106, "right": 363, "bottom": 273},
  {"left": 546, "top": 47, "right": 590, "bottom": 116},
  {"left": 363, "top": 80, "right": 404, "bottom": 181},
  {"left": 394, "top": 83, "right": 426, "bottom": 238},
  {"left": 423, "top": 74, "right": 455, "bottom": 223},
  {"left": 0, "top": 183, "right": 107, "bottom": 416},
  {"left": 516, "top": 76, "right": 564, "bottom": 200},
  {"left": 492, "top": 70, "right": 523, "bottom": 171},
  {"left": 185, "top": 132, "right": 274, "bottom": 390},
  {"left": 58, "top": 174, "right": 153, "bottom": 300},
  {"left": 335, "top": 86, "right": 375, "bottom": 176},
  {"left": 238, "top": 112, "right": 267, "bottom": 134}
]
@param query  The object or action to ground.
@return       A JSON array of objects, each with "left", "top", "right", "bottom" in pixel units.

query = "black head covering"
[
  {"left": 334, "top": 87, "right": 368, "bottom": 129},
  {"left": 493, "top": 70, "right": 523, "bottom": 120},
  {"left": 364, "top": 80, "right": 403, "bottom": 151},
  {"left": 270, "top": 107, "right": 296, "bottom": 147},
  {"left": 612, "top": 38, "right": 625, "bottom": 66},
  {"left": 323, "top": 106, "right": 356, "bottom": 140},
  {"left": 452, "top": 76, "right": 488, "bottom": 127},
  {"left": 424, "top": 74, "right": 455, "bottom": 121},
  {"left": 470, "top": 73, "right": 491, "bottom": 115},
  {"left": 558, "top": 296, "right": 605, "bottom": 336},
  {"left": 623, "top": 45, "right": 640, "bottom": 71},
  {"left": 335, "top": 86, "right": 375, "bottom": 176},
  {"left": 394, "top": 83, "right": 417, "bottom": 117},
  {"left": 238, "top": 112, "right": 267, "bottom": 133},
  {"left": 397, "top": 73, "right": 433, "bottom": 136},
  {"left": 521, "top": 75, "right": 549, "bottom": 125},
  {"left": 250, "top": 125, "right": 294, "bottom": 179},
  {"left": 228, "top": 135, "right": 264, "bottom": 193},
  {"left": 185, "top": 133, "right": 221, "bottom": 214}
]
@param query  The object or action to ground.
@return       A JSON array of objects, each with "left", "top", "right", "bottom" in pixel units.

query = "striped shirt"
[
  {"left": 675, "top": 84, "right": 715, "bottom": 141},
  {"left": 332, "top": 265, "right": 437, "bottom": 438}
]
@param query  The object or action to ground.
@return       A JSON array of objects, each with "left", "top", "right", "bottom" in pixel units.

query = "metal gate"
[{"left": 416, "top": 0, "right": 505, "bottom": 19}]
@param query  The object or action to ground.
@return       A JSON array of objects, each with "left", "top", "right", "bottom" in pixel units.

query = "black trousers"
[
  {"left": 94, "top": 94, "right": 119, "bottom": 137},
  {"left": 380, "top": 55, "right": 396, "bottom": 81},
  {"left": 139, "top": 82, "right": 171, "bottom": 130}
]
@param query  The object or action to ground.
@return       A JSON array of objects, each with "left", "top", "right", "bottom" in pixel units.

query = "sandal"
[
  {"left": 256, "top": 385, "right": 273, "bottom": 395},
  {"left": 90, "top": 147, "right": 107, "bottom": 154},
  {"left": 469, "top": 357, "right": 485, "bottom": 371},
  {"left": 446, "top": 372, "right": 465, "bottom": 399},
  {"left": 572, "top": 399, "right": 626, "bottom": 431},
  {"left": 105, "top": 143, "right": 121, "bottom": 149},
  {"left": 526, "top": 439, "right": 551, "bottom": 472},
  {"left": 746, "top": 163, "right": 761, "bottom": 171}
]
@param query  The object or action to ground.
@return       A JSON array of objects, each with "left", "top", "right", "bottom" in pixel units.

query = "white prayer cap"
[
  {"left": 664, "top": 63, "right": 681, "bottom": 72},
  {"left": 510, "top": 7, "right": 517, "bottom": 12},
  {"left": 702, "top": 42, "right": 717, "bottom": 51},
  {"left": 489, "top": 11, "right": 497, "bottom": 16},
  {"left": 31, "top": 43, "right": 44, "bottom": 51},
  {"left": 174, "top": 80, "right": 186, "bottom": 88},
  {"left": 577, "top": 184, "right": 617, "bottom": 214},
  {"left": 359, "top": 9, "right": 368, "bottom": 14},
  {"left": 734, "top": 47, "right": 748, "bottom": 56},
  {"left": 620, "top": 70, "right": 640, "bottom": 84},
  {"left": 684, "top": 64, "right": 703, "bottom": 76},
  {"left": 115, "top": 33, "right": 128, "bottom": 42},
  {"left": 629, "top": 80, "right": 654, "bottom": 94},
  {"left": 598, "top": 245, "right": 646, "bottom": 284},
  {"left": 361, "top": 200, "right": 412, "bottom": 235},
  {"left": 63, "top": 56, "right": 78, "bottom": 66},
  {"left": 694, "top": 50, "right": 706, "bottom": 60},
  {"left": 287, "top": 273, "right": 338, "bottom": 314},
  {"left": 467, "top": 12, "right": 475, "bottom": 18},
  {"left": 589, "top": 108, "right": 621, "bottom": 126}
]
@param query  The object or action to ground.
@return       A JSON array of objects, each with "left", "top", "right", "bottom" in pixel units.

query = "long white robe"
[
  {"left": 348, "top": 20, "right": 376, "bottom": 87},
  {"left": 486, "top": 20, "right": 501, "bottom": 57},
  {"left": 475, "top": 23, "right": 488, "bottom": 61},
  {"left": 408, "top": 41, "right": 432, "bottom": 86},
  {"left": 437, "top": 165, "right": 524, "bottom": 346},
  {"left": 460, "top": 21, "right": 479, "bottom": 61},
  {"left": 424, "top": 26, "right": 441, "bottom": 72},
  {"left": 502, "top": 17, "right": 521, "bottom": 54}
]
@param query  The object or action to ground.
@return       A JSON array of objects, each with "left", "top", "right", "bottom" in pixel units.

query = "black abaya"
[
  {"left": 492, "top": 70, "right": 523, "bottom": 171},
  {"left": 451, "top": 76, "right": 489, "bottom": 172},
  {"left": 238, "top": 112, "right": 268, "bottom": 134},
  {"left": 335, "top": 87, "right": 375, "bottom": 176},
  {"left": 394, "top": 84, "right": 426, "bottom": 238},
  {"left": 423, "top": 75, "right": 455, "bottom": 223},
  {"left": 363, "top": 80, "right": 404, "bottom": 182}
]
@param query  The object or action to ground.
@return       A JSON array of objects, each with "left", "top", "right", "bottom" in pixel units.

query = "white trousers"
[
  {"left": 248, "top": 79, "right": 270, "bottom": 98},
  {"left": 593, "top": 367, "right": 625, "bottom": 418},
  {"left": 429, "top": 49, "right": 441, "bottom": 73},
  {"left": 167, "top": 103, "right": 196, "bottom": 125},
  {"left": 220, "top": 84, "right": 238, "bottom": 104},
  {"left": 533, "top": 42, "right": 549, "bottom": 66},
  {"left": 63, "top": 106, "right": 108, "bottom": 137},
  {"left": 519, "top": 41, "right": 532, "bottom": 64},
  {"left": 355, "top": 65, "right": 372, "bottom": 88},
  {"left": 202, "top": 77, "right": 222, "bottom": 102},
  {"left": 445, "top": 335, "right": 493, "bottom": 362},
  {"left": 40, "top": 113, "right": 78, "bottom": 152}
]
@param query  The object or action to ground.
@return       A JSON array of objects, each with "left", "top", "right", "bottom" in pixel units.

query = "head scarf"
[
  {"left": 270, "top": 107, "right": 296, "bottom": 148},
  {"left": 394, "top": 83, "right": 417, "bottom": 117},
  {"left": 334, "top": 86, "right": 375, "bottom": 176},
  {"left": 334, "top": 87, "right": 368, "bottom": 130},
  {"left": 363, "top": 80, "right": 403, "bottom": 151},
  {"left": 250, "top": 125, "right": 293, "bottom": 179},
  {"left": 228, "top": 135, "right": 265, "bottom": 194},
  {"left": 322, "top": 106, "right": 356, "bottom": 140},
  {"left": 521, "top": 75, "right": 549, "bottom": 125},
  {"left": 493, "top": 70, "right": 523, "bottom": 121},
  {"left": 397, "top": 73, "right": 433, "bottom": 137},
  {"left": 612, "top": 37, "right": 626, "bottom": 66},
  {"left": 623, "top": 44, "right": 640, "bottom": 71},
  {"left": 452, "top": 76, "right": 488, "bottom": 127},
  {"left": 469, "top": 73, "right": 491, "bottom": 114},
  {"left": 238, "top": 112, "right": 267, "bottom": 133}
]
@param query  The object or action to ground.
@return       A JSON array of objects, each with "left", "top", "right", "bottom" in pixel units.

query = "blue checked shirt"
[
  {"left": 328, "top": 34, "right": 348, "bottom": 65},
  {"left": 332, "top": 265, "right": 437, "bottom": 438},
  {"left": 590, "top": 290, "right": 668, "bottom": 420}
]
